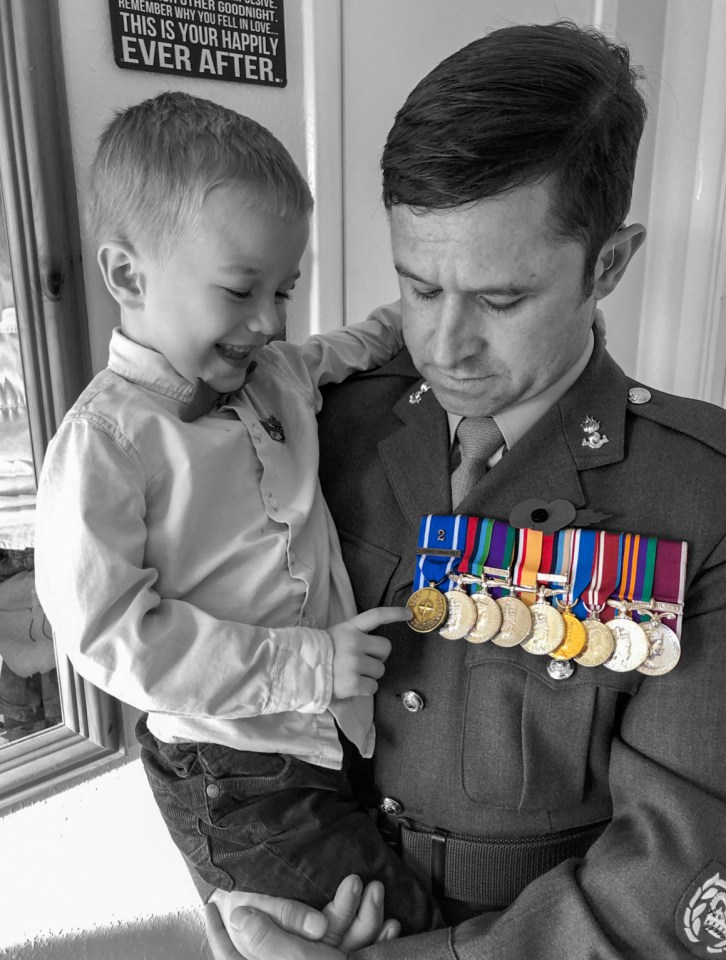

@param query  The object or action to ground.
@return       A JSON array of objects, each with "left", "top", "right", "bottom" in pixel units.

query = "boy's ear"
[
  {"left": 97, "top": 241, "right": 147, "bottom": 310},
  {"left": 593, "top": 223, "right": 646, "bottom": 301}
]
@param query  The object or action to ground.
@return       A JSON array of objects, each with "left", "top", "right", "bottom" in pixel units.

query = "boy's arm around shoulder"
[
  {"left": 267, "top": 301, "right": 403, "bottom": 410},
  {"left": 34, "top": 414, "right": 335, "bottom": 720}
]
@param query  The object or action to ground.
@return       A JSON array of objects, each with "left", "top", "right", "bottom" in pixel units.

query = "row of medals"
[{"left": 406, "top": 570, "right": 682, "bottom": 676}]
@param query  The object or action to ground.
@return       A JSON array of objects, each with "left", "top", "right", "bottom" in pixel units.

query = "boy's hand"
[{"left": 329, "top": 606, "right": 410, "bottom": 699}]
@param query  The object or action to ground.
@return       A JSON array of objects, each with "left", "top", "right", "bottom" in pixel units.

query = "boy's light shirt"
[{"left": 35, "top": 306, "right": 403, "bottom": 769}]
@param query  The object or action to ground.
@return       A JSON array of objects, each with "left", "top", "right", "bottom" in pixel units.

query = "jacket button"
[
  {"left": 205, "top": 782, "right": 221, "bottom": 798},
  {"left": 548, "top": 660, "right": 575, "bottom": 680},
  {"left": 628, "top": 386, "right": 651, "bottom": 404},
  {"left": 401, "top": 690, "right": 425, "bottom": 712},
  {"left": 379, "top": 797, "right": 403, "bottom": 816}
]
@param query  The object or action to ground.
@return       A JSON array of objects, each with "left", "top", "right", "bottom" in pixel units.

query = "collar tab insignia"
[
  {"left": 409, "top": 381, "right": 431, "bottom": 404},
  {"left": 580, "top": 414, "right": 609, "bottom": 450}
]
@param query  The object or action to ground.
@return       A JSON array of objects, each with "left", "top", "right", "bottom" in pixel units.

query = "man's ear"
[
  {"left": 593, "top": 223, "right": 646, "bottom": 300},
  {"left": 97, "top": 241, "right": 146, "bottom": 310}
]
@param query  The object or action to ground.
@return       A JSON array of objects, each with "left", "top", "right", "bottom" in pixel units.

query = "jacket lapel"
[{"left": 378, "top": 379, "right": 452, "bottom": 526}]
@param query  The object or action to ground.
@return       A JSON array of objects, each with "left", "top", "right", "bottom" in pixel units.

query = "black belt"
[{"left": 397, "top": 818, "right": 610, "bottom": 907}]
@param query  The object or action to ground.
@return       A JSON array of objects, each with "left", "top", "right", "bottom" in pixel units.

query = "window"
[{"left": 0, "top": 0, "right": 122, "bottom": 813}]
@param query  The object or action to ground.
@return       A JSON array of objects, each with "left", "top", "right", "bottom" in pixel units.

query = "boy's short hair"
[
  {"left": 381, "top": 21, "right": 648, "bottom": 294},
  {"left": 89, "top": 91, "right": 313, "bottom": 260}
]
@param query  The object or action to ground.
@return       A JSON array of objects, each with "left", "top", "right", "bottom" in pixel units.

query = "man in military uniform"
[{"left": 206, "top": 21, "right": 726, "bottom": 960}]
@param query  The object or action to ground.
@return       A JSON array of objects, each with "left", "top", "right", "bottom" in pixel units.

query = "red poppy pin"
[{"left": 509, "top": 499, "right": 576, "bottom": 533}]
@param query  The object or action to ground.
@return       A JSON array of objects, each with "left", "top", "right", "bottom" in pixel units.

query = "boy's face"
[{"left": 127, "top": 183, "right": 309, "bottom": 393}]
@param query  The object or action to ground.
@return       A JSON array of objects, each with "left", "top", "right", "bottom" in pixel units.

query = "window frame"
[{"left": 0, "top": 0, "right": 123, "bottom": 814}]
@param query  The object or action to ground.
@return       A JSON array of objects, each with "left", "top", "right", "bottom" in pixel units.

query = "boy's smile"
[{"left": 123, "top": 183, "right": 310, "bottom": 393}]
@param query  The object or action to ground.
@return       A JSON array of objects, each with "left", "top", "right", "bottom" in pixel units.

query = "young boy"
[{"left": 34, "top": 92, "right": 435, "bottom": 935}]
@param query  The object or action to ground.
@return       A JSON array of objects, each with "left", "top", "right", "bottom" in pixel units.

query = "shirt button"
[
  {"left": 269, "top": 496, "right": 279, "bottom": 510},
  {"left": 205, "top": 782, "right": 221, "bottom": 799},
  {"left": 401, "top": 690, "right": 425, "bottom": 712},
  {"left": 251, "top": 425, "right": 262, "bottom": 440},
  {"left": 379, "top": 797, "right": 404, "bottom": 816}
]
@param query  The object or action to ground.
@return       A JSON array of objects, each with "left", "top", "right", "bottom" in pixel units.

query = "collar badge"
[
  {"left": 580, "top": 414, "right": 609, "bottom": 450},
  {"left": 409, "top": 381, "right": 431, "bottom": 404}
]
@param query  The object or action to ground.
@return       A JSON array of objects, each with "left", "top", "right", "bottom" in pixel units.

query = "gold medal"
[
  {"left": 465, "top": 591, "right": 503, "bottom": 644},
  {"left": 575, "top": 616, "right": 615, "bottom": 667},
  {"left": 407, "top": 586, "right": 448, "bottom": 634},
  {"left": 604, "top": 614, "right": 649, "bottom": 671},
  {"left": 550, "top": 608, "right": 588, "bottom": 660},
  {"left": 637, "top": 617, "right": 681, "bottom": 676},
  {"left": 521, "top": 588, "right": 566, "bottom": 655},
  {"left": 491, "top": 593, "right": 532, "bottom": 647},
  {"left": 439, "top": 587, "right": 478, "bottom": 640}
]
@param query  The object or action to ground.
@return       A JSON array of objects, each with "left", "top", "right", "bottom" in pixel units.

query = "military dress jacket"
[{"left": 318, "top": 333, "right": 726, "bottom": 960}]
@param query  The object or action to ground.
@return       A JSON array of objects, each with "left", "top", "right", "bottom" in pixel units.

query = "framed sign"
[{"left": 108, "top": 0, "right": 286, "bottom": 87}]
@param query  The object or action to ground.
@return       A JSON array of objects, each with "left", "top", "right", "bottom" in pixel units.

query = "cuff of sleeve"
[
  {"left": 265, "top": 626, "right": 334, "bottom": 715},
  {"left": 352, "top": 927, "right": 455, "bottom": 960}
]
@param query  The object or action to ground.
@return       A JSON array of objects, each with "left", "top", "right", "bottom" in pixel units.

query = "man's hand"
[
  {"left": 329, "top": 607, "right": 409, "bottom": 699},
  {"left": 205, "top": 876, "right": 400, "bottom": 959}
]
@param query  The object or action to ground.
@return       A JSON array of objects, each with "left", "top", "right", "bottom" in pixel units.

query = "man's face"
[
  {"left": 128, "top": 183, "right": 309, "bottom": 393},
  {"left": 390, "top": 180, "right": 597, "bottom": 417}
]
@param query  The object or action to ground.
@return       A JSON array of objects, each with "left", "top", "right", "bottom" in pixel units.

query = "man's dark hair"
[{"left": 381, "top": 21, "right": 647, "bottom": 294}]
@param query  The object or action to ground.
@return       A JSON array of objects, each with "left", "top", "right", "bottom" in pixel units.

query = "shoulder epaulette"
[{"left": 626, "top": 381, "right": 726, "bottom": 457}]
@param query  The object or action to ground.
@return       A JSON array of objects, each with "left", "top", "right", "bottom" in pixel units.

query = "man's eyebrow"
[{"left": 394, "top": 262, "right": 530, "bottom": 296}]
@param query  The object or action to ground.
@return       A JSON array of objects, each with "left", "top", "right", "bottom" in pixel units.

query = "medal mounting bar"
[{"left": 407, "top": 511, "right": 688, "bottom": 677}]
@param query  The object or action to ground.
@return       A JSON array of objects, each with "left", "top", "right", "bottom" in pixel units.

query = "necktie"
[{"left": 450, "top": 416, "right": 504, "bottom": 508}]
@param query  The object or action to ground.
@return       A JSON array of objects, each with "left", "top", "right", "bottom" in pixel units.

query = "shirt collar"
[
  {"left": 107, "top": 328, "right": 197, "bottom": 403},
  {"left": 447, "top": 327, "right": 595, "bottom": 452}
]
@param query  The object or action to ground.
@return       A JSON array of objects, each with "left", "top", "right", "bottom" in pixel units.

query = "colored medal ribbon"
[
  {"left": 611, "top": 533, "right": 657, "bottom": 616},
  {"left": 457, "top": 516, "right": 494, "bottom": 589},
  {"left": 564, "top": 528, "right": 598, "bottom": 618},
  {"left": 651, "top": 538, "right": 688, "bottom": 635},
  {"left": 586, "top": 531, "right": 622, "bottom": 620},
  {"left": 414, "top": 514, "right": 468, "bottom": 592},
  {"left": 484, "top": 521, "right": 517, "bottom": 599},
  {"left": 513, "top": 527, "right": 544, "bottom": 606},
  {"left": 537, "top": 531, "right": 560, "bottom": 586},
  {"left": 630, "top": 535, "right": 658, "bottom": 621},
  {"left": 548, "top": 527, "right": 574, "bottom": 596}
]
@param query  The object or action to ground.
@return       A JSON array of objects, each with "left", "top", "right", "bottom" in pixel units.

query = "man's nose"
[{"left": 429, "top": 296, "right": 479, "bottom": 368}]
